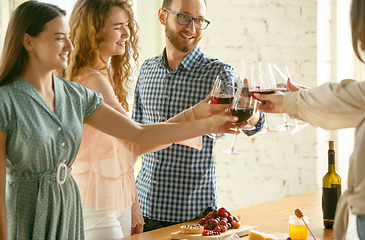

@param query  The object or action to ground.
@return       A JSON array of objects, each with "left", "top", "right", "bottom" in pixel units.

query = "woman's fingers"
[
  {"left": 287, "top": 78, "right": 300, "bottom": 91},
  {"left": 287, "top": 78, "right": 309, "bottom": 91},
  {"left": 195, "top": 103, "right": 232, "bottom": 119},
  {"left": 211, "top": 115, "right": 238, "bottom": 133}
]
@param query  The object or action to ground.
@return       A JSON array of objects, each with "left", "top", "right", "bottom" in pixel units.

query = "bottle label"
[{"left": 322, "top": 185, "right": 341, "bottom": 220}]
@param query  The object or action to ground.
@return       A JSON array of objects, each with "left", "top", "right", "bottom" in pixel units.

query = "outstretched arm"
[
  {"left": 84, "top": 103, "right": 238, "bottom": 147},
  {"left": 83, "top": 74, "right": 234, "bottom": 155},
  {"left": 126, "top": 94, "right": 234, "bottom": 154},
  {"left": 255, "top": 92, "right": 286, "bottom": 114},
  {"left": 256, "top": 79, "right": 365, "bottom": 129}
]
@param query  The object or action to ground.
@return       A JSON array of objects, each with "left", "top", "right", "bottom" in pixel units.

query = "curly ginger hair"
[{"left": 63, "top": 0, "right": 139, "bottom": 111}]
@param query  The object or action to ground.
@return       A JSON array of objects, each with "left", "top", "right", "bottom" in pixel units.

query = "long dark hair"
[
  {"left": 0, "top": 1, "right": 66, "bottom": 86},
  {"left": 351, "top": 0, "right": 365, "bottom": 62}
]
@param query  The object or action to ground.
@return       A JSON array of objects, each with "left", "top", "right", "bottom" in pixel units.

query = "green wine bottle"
[{"left": 322, "top": 141, "right": 342, "bottom": 229}]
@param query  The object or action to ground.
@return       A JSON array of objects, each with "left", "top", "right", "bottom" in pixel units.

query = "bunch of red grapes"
[{"left": 199, "top": 207, "right": 241, "bottom": 235}]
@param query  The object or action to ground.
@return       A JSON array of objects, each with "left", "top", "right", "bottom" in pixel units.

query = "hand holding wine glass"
[
  {"left": 207, "top": 112, "right": 240, "bottom": 135},
  {"left": 233, "top": 84, "right": 256, "bottom": 127},
  {"left": 252, "top": 63, "right": 310, "bottom": 134},
  {"left": 250, "top": 61, "right": 278, "bottom": 134},
  {"left": 254, "top": 92, "right": 285, "bottom": 113},
  {"left": 207, "top": 73, "right": 235, "bottom": 139},
  {"left": 252, "top": 62, "right": 285, "bottom": 114},
  {"left": 224, "top": 80, "right": 257, "bottom": 155},
  {"left": 191, "top": 94, "right": 234, "bottom": 120}
]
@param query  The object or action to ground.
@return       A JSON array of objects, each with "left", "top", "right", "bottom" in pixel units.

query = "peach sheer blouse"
[{"left": 71, "top": 69, "right": 201, "bottom": 229}]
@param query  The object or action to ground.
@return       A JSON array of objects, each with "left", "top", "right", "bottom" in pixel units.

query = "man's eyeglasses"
[{"left": 163, "top": 8, "right": 210, "bottom": 30}]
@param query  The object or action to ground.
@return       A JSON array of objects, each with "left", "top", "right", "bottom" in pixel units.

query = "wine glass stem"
[
  {"left": 229, "top": 128, "right": 239, "bottom": 151},
  {"left": 283, "top": 113, "right": 288, "bottom": 124},
  {"left": 264, "top": 114, "right": 270, "bottom": 130},
  {"left": 294, "top": 119, "right": 301, "bottom": 127}
]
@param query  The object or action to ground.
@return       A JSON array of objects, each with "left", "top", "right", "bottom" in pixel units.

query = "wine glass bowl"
[
  {"left": 210, "top": 73, "right": 235, "bottom": 103},
  {"left": 272, "top": 64, "right": 290, "bottom": 93},
  {"left": 207, "top": 73, "right": 235, "bottom": 139},
  {"left": 211, "top": 95, "right": 234, "bottom": 105},
  {"left": 272, "top": 64, "right": 296, "bottom": 132},
  {"left": 251, "top": 61, "right": 278, "bottom": 134},
  {"left": 283, "top": 66, "right": 310, "bottom": 134},
  {"left": 232, "top": 86, "right": 256, "bottom": 131},
  {"left": 223, "top": 62, "right": 257, "bottom": 155},
  {"left": 255, "top": 62, "right": 277, "bottom": 92}
]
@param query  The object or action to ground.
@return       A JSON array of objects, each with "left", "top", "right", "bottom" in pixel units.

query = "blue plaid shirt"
[{"left": 132, "top": 45, "right": 264, "bottom": 222}]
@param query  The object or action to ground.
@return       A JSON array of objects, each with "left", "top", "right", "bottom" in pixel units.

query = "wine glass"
[
  {"left": 224, "top": 83, "right": 257, "bottom": 155},
  {"left": 207, "top": 72, "right": 235, "bottom": 139},
  {"left": 283, "top": 66, "right": 309, "bottom": 134},
  {"left": 237, "top": 60, "right": 258, "bottom": 131},
  {"left": 272, "top": 64, "right": 295, "bottom": 132},
  {"left": 251, "top": 61, "right": 278, "bottom": 134}
]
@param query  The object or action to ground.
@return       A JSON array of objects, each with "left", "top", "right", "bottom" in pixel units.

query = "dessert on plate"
[{"left": 180, "top": 224, "right": 204, "bottom": 234}]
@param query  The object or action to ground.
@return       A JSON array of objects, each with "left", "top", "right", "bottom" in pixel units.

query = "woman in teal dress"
[{"left": 0, "top": 1, "right": 238, "bottom": 239}]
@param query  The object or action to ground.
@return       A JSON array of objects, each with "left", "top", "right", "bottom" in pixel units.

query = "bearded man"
[{"left": 132, "top": 0, "right": 264, "bottom": 232}]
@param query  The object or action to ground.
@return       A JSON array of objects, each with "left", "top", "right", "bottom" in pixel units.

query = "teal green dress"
[{"left": 0, "top": 75, "right": 104, "bottom": 239}]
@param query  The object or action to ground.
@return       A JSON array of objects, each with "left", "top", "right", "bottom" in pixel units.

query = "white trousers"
[{"left": 83, "top": 206, "right": 131, "bottom": 240}]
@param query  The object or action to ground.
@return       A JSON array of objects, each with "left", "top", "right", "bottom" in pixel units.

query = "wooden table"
[{"left": 123, "top": 189, "right": 358, "bottom": 240}]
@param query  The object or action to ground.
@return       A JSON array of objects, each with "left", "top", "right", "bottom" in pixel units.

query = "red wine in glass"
[
  {"left": 231, "top": 108, "right": 254, "bottom": 125},
  {"left": 211, "top": 94, "right": 234, "bottom": 105},
  {"left": 275, "top": 87, "right": 289, "bottom": 93},
  {"left": 250, "top": 89, "right": 276, "bottom": 94},
  {"left": 250, "top": 89, "right": 276, "bottom": 102}
]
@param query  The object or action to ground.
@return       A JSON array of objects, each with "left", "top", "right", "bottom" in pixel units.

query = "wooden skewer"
[{"left": 294, "top": 208, "right": 317, "bottom": 240}]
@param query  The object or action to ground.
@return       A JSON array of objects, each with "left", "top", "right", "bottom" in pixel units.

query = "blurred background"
[{"left": 0, "top": 0, "right": 358, "bottom": 211}]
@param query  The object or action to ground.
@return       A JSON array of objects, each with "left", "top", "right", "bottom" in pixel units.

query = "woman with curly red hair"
[{"left": 65, "top": 1, "right": 144, "bottom": 238}]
